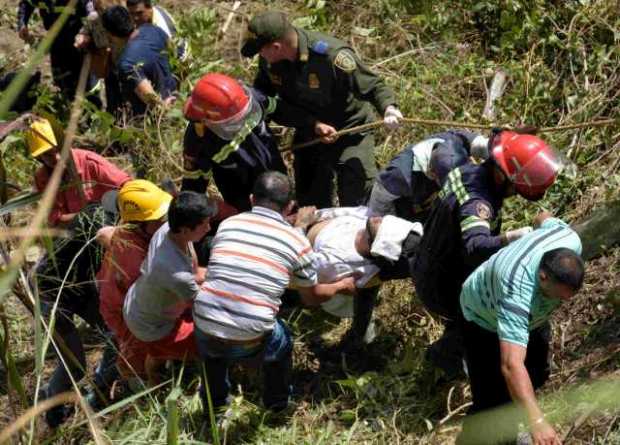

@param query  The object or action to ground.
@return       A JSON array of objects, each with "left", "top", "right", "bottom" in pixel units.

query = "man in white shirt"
[
  {"left": 126, "top": 0, "right": 188, "bottom": 58},
  {"left": 306, "top": 207, "right": 422, "bottom": 350}
]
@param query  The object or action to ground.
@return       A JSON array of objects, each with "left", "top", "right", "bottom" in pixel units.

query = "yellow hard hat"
[
  {"left": 117, "top": 179, "right": 173, "bottom": 222},
  {"left": 26, "top": 119, "right": 58, "bottom": 157}
]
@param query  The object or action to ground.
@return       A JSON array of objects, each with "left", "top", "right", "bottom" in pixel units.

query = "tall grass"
[{"left": 0, "top": 0, "right": 618, "bottom": 444}]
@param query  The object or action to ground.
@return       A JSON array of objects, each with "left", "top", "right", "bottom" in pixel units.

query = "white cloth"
[
  {"left": 312, "top": 207, "right": 379, "bottom": 318},
  {"left": 370, "top": 215, "right": 423, "bottom": 261}
]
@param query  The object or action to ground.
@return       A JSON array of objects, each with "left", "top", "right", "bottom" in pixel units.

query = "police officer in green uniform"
[{"left": 241, "top": 10, "right": 403, "bottom": 209}]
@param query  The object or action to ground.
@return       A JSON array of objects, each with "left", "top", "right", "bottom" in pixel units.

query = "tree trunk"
[{"left": 573, "top": 199, "right": 620, "bottom": 260}]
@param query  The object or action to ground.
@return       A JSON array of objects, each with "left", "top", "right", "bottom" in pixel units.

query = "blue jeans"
[{"left": 195, "top": 319, "right": 293, "bottom": 415}]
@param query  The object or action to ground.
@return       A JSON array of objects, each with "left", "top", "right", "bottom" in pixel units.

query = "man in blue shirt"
[
  {"left": 102, "top": 6, "right": 177, "bottom": 115},
  {"left": 181, "top": 73, "right": 286, "bottom": 212},
  {"left": 457, "top": 213, "right": 584, "bottom": 445},
  {"left": 367, "top": 129, "right": 489, "bottom": 222}
]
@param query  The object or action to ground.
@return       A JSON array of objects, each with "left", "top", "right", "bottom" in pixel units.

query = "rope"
[{"left": 280, "top": 117, "right": 618, "bottom": 152}]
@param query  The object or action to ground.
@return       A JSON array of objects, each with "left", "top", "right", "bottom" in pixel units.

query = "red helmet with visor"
[
  {"left": 491, "top": 131, "right": 563, "bottom": 201},
  {"left": 184, "top": 73, "right": 262, "bottom": 140}
]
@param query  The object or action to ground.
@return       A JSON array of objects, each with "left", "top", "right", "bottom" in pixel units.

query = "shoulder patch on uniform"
[
  {"left": 312, "top": 40, "right": 329, "bottom": 54},
  {"left": 476, "top": 202, "right": 491, "bottom": 220},
  {"left": 334, "top": 49, "right": 357, "bottom": 73}
]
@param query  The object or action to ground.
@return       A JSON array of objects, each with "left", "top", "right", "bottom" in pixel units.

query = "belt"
[{"left": 202, "top": 332, "right": 265, "bottom": 347}]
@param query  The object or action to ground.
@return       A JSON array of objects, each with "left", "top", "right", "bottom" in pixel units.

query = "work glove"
[
  {"left": 383, "top": 105, "right": 403, "bottom": 130},
  {"left": 471, "top": 134, "right": 490, "bottom": 160},
  {"left": 503, "top": 226, "right": 533, "bottom": 244}
]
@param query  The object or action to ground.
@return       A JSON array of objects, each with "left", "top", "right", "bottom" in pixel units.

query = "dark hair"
[
  {"left": 126, "top": 0, "right": 152, "bottom": 8},
  {"left": 252, "top": 171, "right": 292, "bottom": 211},
  {"left": 168, "top": 191, "right": 216, "bottom": 233},
  {"left": 101, "top": 6, "right": 134, "bottom": 38},
  {"left": 540, "top": 247, "right": 585, "bottom": 291}
]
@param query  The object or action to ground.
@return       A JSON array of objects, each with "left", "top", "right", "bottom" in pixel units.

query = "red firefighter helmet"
[
  {"left": 184, "top": 73, "right": 250, "bottom": 122},
  {"left": 184, "top": 73, "right": 263, "bottom": 141},
  {"left": 491, "top": 131, "right": 563, "bottom": 201}
]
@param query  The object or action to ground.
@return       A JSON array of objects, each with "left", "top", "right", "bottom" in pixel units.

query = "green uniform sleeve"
[{"left": 332, "top": 48, "right": 397, "bottom": 115}]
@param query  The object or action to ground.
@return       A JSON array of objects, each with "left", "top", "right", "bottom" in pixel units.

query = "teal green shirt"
[{"left": 460, "top": 218, "right": 582, "bottom": 347}]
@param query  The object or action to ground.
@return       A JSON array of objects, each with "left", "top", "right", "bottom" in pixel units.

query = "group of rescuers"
[{"left": 19, "top": 7, "right": 585, "bottom": 445}]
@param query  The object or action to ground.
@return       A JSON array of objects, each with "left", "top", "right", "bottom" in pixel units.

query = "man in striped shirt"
[
  {"left": 458, "top": 214, "right": 584, "bottom": 445},
  {"left": 193, "top": 171, "right": 356, "bottom": 417}
]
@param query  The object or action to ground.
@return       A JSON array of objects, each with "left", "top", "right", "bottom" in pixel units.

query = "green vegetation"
[{"left": 0, "top": 0, "right": 618, "bottom": 443}]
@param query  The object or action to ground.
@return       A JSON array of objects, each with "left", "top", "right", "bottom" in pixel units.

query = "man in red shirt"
[
  {"left": 97, "top": 180, "right": 171, "bottom": 378},
  {"left": 27, "top": 118, "right": 131, "bottom": 226}
]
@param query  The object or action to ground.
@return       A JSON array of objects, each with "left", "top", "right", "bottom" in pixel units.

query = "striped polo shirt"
[
  {"left": 460, "top": 217, "right": 582, "bottom": 347},
  {"left": 193, "top": 206, "right": 318, "bottom": 340}
]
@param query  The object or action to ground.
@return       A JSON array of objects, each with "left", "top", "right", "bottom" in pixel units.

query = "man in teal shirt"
[{"left": 458, "top": 213, "right": 584, "bottom": 445}]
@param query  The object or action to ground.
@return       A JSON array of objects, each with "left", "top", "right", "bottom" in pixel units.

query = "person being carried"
[
  {"left": 101, "top": 5, "right": 177, "bottom": 115},
  {"left": 368, "top": 129, "right": 490, "bottom": 221},
  {"left": 26, "top": 118, "right": 131, "bottom": 227},
  {"left": 301, "top": 206, "right": 422, "bottom": 352},
  {"left": 181, "top": 73, "right": 287, "bottom": 212},
  {"left": 457, "top": 213, "right": 584, "bottom": 445},
  {"left": 123, "top": 191, "right": 217, "bottom": 381},
  {"left": 192, "top": 171, "right": 356, "bottom": 424}
]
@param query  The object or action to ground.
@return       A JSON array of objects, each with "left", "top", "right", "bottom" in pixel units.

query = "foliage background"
[{"left": 0, "top": 0, "right": 618, "bottom": 443}]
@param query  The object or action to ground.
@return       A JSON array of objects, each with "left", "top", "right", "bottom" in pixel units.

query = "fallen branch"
[
  {"left": 483, "top": 70, "right": 507, "bottom": 121},
  {"left": 220, "top": 1, "right": 241, "bottom": 35},
  {"left": 280, "top": 117, "right": 618, "bottom": 152}
]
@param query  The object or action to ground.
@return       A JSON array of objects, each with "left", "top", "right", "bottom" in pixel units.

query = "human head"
[
  {"left": 116, "top": 179, "right": 172, "bottom": 235},
  {"left": 490, "top": 130, "right": 562, "bottom": 201},
  {"left": 429, "top": 143, "right": 470, "bottom": 185},
  {"left": 126, "top": 0, "right": 153, "bottom": 26},
  {"left": 117, "top": 179, "right": 172, "bottom": 222},
  {"left": 366, "top": 216, "right": 382, "bottom": 246},
  {"left": 241, "top": 11, "right": 297, "bottom": 63},
  {"left": 250, "top": 171, "right": 293, "bottom": 213},
  {"left": 183, "top": 73, "right": 262, "bottom": 140},
  {"left": 101, "top": 6, "right": 135, "bottom": 38},
  {"left": 538, "top": 247, "right": 585, "bottom": 301},
  {"left": 26, "top": 119, "right": 60, "bottom": 168},
  {"left": 168, "top": 191, "right": 217, "bottom": 241}
]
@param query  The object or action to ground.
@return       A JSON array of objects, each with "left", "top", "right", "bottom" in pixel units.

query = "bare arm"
[
  {"left": 57, "top": 212, "right": 78, "bottom": 225},
  {"left": 297, "top": 276, "right": 356, "bottom": 306},
  {"left": 500, "top": 340, "right": 561, "bottom": 445},
  {"left": 134, "top": 79, "right": 160, "bottom": 106},
  {"left": 96, "top": 226, "right": 116, "bottom": 249}
]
